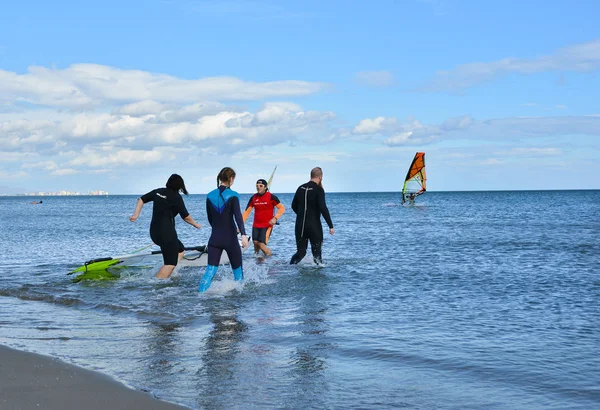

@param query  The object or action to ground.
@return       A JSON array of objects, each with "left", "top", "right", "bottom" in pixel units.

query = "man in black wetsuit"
[
  {"left": 290, "top": 167, "right": 334, "bottom": 265},
  {"left": 130, "top": 174, "right": 201, "bottom": 279}
]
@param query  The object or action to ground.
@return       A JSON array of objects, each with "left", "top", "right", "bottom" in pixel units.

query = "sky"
[{"left": 1, "top": 0, "right": 599, "bottom": 194}]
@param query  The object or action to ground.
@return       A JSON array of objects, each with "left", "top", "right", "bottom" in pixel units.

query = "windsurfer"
[
  {"left": 199, "top": 167, "right": 249, "bottom": 292},
  {"left": 242, "top": 178, "right": 285, "bottom": 257},
  {"left": 129, "top": 174, "right": 201, "bottom": 279},
  {"left": 401, "top": 152, "right": 426, "bottom": 205},
  {"left": 289, "top": 167, "right": 334, "bottom": 265}
]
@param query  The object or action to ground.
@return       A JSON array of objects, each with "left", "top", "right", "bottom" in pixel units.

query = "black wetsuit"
[
  {"left": 290, "top": 181, "right": 333, "bottom": 264},
  {"left": 140, "top": 188, "right": 189, "bottom": 266},
  {"left": 206, "top": 186, "right": 247, "bottom": 269}
]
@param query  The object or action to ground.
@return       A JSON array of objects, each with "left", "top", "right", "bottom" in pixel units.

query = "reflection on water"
[
  {"left": 287, "top": 273, "right": 332, "bottom": 407},
  {"left": 143, "top": 321, "right": 183, "bottom": 384},
  {"left": 196, "top": 299, "right": 247, "bottom": 409}
]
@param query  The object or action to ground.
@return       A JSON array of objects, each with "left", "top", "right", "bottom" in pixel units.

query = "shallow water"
[{"left": 1, "top": 191, "right": 599, "bottom": 409}]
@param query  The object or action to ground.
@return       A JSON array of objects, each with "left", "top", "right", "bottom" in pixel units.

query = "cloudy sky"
[{"left": 1, "top": 0, "right": 599, "bottom": 194}]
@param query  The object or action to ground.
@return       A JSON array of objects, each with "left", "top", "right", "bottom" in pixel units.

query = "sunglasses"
[{"left": 256, "top": 184, "right": 265, "bottom": 187}]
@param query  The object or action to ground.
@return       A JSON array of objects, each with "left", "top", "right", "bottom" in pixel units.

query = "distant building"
[{"left": 19, "top": 190, "right": 109, "bottom": 196}]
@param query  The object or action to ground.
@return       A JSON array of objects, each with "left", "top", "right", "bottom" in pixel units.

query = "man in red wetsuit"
[{"left": 242, "top": 178, "right": 285, "bottom": 257}]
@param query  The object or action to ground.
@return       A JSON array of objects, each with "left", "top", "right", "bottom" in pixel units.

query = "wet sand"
[{"left": 0, "top": 345, "right": 189, "bottom": 410}]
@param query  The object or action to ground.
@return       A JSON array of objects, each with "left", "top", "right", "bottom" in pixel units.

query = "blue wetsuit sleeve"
[
  {"left": 176, "top": 193, "right": 190, "bottom": 219},
  {"left": 317, "top": 188, "right": 334, "bottom": 229},
  {"left": 140, "top": 190, "right": 155, "bottom": 204},
  {"left": 206, "top": 198, "right": 213, "bottom": 226},
  {"left": 232, "top": 196, "right": 246, "bottom": 236}
]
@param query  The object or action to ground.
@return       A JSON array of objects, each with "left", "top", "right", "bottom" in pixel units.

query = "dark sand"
[{"left": 0, "top": 345, "right": 189, "bottom": 410}]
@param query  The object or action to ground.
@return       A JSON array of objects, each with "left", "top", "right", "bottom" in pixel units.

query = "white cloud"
[
  {"left": 50, "top": 168, "right": 79, "bottom": 176},
  {"left": 354, "top": 71, "right": 395, "bottom": 87},
  {"left": 420, "top": 38, "right": 600, "bottom": 92},
  {"left": 349, "top": 113, "right": 600, "bottom": 149},
  {"left": 0, "top": 151, "right": 39, "bottom": 162},
  {"left": 352, "top": 116, "right": 441, "bottom": 146},
  {"left": 21, "top": 160, "right": 58, "bottom": 170},
  {"left": 0, "top": 64, "right": 329, "bottom": 108},
  {"left": 68, "top": 147, "right": 165, "bottom": 168},
  {"left": 0, "top": 170, "right": 27, "bottom": 178},
  {"left": 353, "top": 117, "right": 396, "bottom": 134},
  {"left": 0, "top": 101, "right": 338, "bottom": 157}
]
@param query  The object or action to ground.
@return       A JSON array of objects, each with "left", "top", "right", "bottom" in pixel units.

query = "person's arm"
[
  {"left": 206, "top": 198, "right": 213, "bottom": 226},
  {"left": 232, "top": 197, "right": 246, "bottom": 236},
  {"left": 130, "top": 190, "right": 154, "bottom": 222},
  {"left": 129, "top": 198, "right": 145, "bottom": 222},
  {"left": 270, "top": 195, "right": 285, "bottom": 225},
  {"left": 232, "top": 196, "right": 248, "bottom": 247},
  {"left": 175, "top": 195, "right": 200, "bottom": 228},
  {"left": 183, "top": 215, "right": 201, "bottom": 229},
  {"left": 317, "top": 188, "right": 334, "bottom": 234},
  {"left": 242, "top": 196, "right": 254, "bottom": 223}
]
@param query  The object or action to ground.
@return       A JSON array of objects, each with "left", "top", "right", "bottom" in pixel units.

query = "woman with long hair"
[
  {"left": 199, "top": 167, "right": 249, "bottom": 292},
  {"left": 130, "top": 174, "right": 201, "bottom": 279}
]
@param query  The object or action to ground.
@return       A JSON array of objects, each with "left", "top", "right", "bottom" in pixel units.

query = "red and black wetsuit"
[{"left": 243, "top": 192, "right": 284, "bottom": 244}]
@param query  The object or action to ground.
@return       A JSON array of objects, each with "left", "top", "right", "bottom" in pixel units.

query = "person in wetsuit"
[
  {"left": 130, "top": 174, "right": 201, "bottom": 279},
  {"left": 242, "top": 178, "right": 285, "bottom": 257},
  {"left": 199, "top": 167, "right": 249, "bottom": 292},
  {"left": 290, "top": 167, "right": 334, "bottom": 265}
]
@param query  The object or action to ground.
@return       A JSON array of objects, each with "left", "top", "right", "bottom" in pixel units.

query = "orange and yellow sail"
[{"left": 402, "top": 152, "right": 427, "bottom": 200}]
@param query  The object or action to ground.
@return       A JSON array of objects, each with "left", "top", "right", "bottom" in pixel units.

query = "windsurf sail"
[
  {"left": 401, "top": 152, "right": 426, "bottom": 203},
  {"left": 266, "top": 165, "right": 281, "bottom": 230},
  {"left": 267, "top": 165, "right": 277, "bottom": 189}
]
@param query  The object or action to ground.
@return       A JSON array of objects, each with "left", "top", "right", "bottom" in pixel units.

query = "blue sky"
[{"left": 1, "top": 0, "right": 599, "bottom": 194}]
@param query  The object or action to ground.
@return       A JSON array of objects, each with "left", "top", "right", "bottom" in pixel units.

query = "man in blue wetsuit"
[
  {"left": 290, "top": 167, "right": 334, "bottom": 265},
  {"left": 199, "top": 167, "right": 249, "bottom": 292}
]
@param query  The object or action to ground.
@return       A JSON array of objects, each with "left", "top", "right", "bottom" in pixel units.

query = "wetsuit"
[
  {"left": 242, "top": 192, "right": 285, "bottom": 244},
  {"left": 199, "top": 186, "right": 247, "bottom": 292},
  {"left": 290, "top": 181, "right": 333, "bottom": 265},
  {"left": 140, "top": 188, "right": 188, "bottom": 266}
]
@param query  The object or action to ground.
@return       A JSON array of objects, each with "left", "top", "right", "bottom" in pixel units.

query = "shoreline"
[{"left": 0, "top": 344, "right": 189, "bottom": 410}]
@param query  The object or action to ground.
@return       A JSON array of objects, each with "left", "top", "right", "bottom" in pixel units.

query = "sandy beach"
[{"left": 0, "top": 345, "right": 189, "bottom": 410}]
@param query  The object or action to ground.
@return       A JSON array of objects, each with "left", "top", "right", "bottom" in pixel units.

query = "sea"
[{"left": 0, "top": 190, "right": 598, "bottom": 410}]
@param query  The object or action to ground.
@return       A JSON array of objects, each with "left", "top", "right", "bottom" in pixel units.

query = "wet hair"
[
  {"left": 217, "top": 167, "right": 236, "bottom": 186},
  {"left": 166, "top": 174, "right": 188, "bottom": 195},
  {"left": 310, "top": 167, "right": 323, "bottom": 179}
]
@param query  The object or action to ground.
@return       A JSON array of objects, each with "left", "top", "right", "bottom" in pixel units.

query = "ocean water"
[{"left": 0, "top": 191, "right": 599, "bottom": 409}]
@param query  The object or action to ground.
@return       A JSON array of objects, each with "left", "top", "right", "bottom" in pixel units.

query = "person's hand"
[
  {"left": 241, "top": 235, "right": 249, "bottom": 248},
  {"left": 329, "top": 228, "right": 335, "bottom": 235},
  {"left": 195, "top": 223, "right": 202, "bottom": 229},
  {"left": 269, "top": 218, "right": 277, "bottom": 225},
  {"left": 129, "top": 215, "right": 137, "bottom": 222}
]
